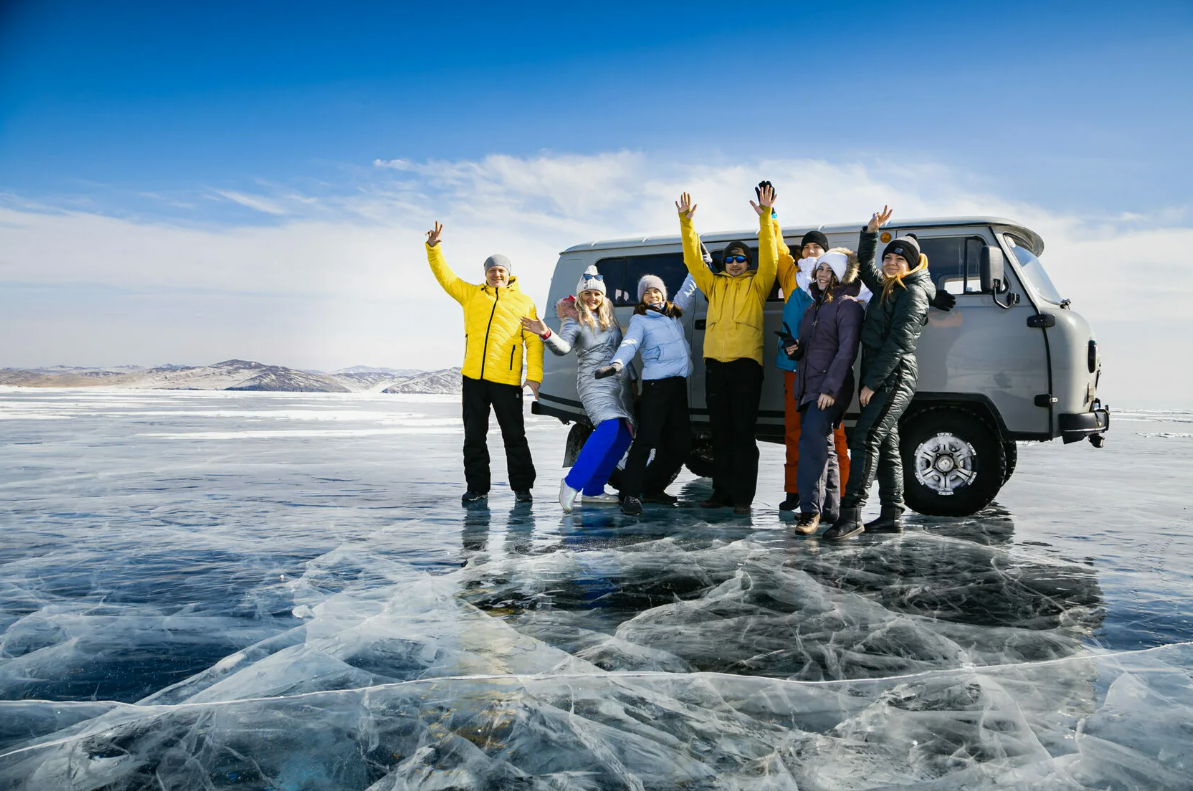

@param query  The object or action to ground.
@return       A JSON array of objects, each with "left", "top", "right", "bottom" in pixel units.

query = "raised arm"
[
  {"left": 541, "top": 317, "right": 582, "bottom": 356},
  {"left": 424, "top": 222, "right": 471, "bottom": 304},
  {"left": 773, "top": 216, "right": 800, "bottom": 299},
  {"left": 672, "top": 273, "right": 700, "bottom": 314},
  {"left": 855, "top": 206, "right": 893, "bottom": 295},
  {"left": 677, "top": 192, "right": 715, "bottom": 296},
  {"left": 751, "top": 185, "right": 779, "bottom": 299}
]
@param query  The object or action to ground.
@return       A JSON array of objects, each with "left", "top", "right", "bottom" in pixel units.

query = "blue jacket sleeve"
[
  {"left": 672, "top": 273, "right": 700, "bottom": 314},
  {"left": 611, "top": 315, "right": 645, "bottom": 370},
  {"left": 823, "top": 299, "right": 864, "bottom": 397}
]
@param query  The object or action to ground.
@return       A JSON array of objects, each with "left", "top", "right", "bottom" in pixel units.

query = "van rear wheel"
[{"left": 900, "top": 408, "right": 1006, "bottom": 517}]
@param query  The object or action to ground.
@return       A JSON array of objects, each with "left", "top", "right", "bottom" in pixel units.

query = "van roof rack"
[{"left": 561, "top": 216, "right": 1043, "bottom": 257}]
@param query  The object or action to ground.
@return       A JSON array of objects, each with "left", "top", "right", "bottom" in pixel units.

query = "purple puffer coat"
[{"left": 794, "top": 279, "right": 865, "bottom": 409}]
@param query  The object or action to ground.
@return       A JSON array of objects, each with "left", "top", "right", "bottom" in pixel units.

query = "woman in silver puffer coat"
[{"left": 521, "top": 266, "right": 635, "bottom": 511}]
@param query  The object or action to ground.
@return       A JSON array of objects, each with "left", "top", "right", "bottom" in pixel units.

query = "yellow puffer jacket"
[
  {"left": 426, "top": 243, "right": 543, "bottom": 385},
  {"left": 679, "top": 210, "right": 779, "bottom": 365}
]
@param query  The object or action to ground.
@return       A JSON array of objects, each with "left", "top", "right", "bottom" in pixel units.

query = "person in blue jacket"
[{"left": 595, "top": 272, "right": 699, "bottom": 515}]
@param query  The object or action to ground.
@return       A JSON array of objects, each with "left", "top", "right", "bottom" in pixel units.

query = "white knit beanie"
[
  {"left": 815, "top": 251, "right": 849, "bottom": 281},
  {"left": 637, "top": 274, "right": 667, "bottom": 302},
  {"left": 575, "top": 265, "right": 606, "bottom": 295}
]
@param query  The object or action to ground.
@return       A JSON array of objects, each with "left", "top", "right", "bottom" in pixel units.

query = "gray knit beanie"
[
  {"left": 483, "top": 254, "right": 512, "bottom": 274},
  {"left": 637, "top": 274, "right": 667, "bottom": 302}
]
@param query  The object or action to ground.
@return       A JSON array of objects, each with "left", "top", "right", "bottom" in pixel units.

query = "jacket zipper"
[
  {"left": 479, "top": 287, "right": 500, "bottom": 381},
  {"left": 509, "top": 343, "right": 516, "bottom": 369}
]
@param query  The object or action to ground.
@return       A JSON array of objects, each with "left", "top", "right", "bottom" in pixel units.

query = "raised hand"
[
  {"left": 520, "top": 316, "right": 548, "bottom": 335},
  {"left": 866, "top": 206, "right": 893, "bottom": 233},
  {"left": 426, "top": 221, "right": 444, "bottom": 246},
  {"left": 675, "top": 192, "right": 697, "bottom": 219},
  {"left": 750, "top": 183, "right": 777, "bottom": 216}
]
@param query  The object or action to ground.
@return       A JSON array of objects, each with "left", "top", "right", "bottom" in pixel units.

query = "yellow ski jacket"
[
  {"left": 679, "top": 210, "right": 779, "bottom": 365},
  {"left": 426, "top": 243, "right": 543, "bottom": 385}
]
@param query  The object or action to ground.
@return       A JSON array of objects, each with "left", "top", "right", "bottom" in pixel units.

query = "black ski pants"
[
  {"left": 620, "top": 376, "right": 691, "bottom": 498},
  {"left": 461, "top": 375, "right": 536, "bottom": 494},
  {"left": 705, "top": 358, "right": 764, "bottom": 507},
  {"left": 842, "top": 360, "right": 916, "bottom": 512}
]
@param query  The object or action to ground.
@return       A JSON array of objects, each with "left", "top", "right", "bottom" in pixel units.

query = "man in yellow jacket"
[
  {"left": 677, "top": 186, "right": 779, "bottom": 513},
  {"left": 424, "top": 221, "right": 544, "bottom": 504}
]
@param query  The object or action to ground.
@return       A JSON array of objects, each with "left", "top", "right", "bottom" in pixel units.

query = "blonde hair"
[
  {"left": 880, "top": 254, "right": 928, "bottom": 303},
  {"left": 577, "top": 291, "right": 614, "bottom": 331}
]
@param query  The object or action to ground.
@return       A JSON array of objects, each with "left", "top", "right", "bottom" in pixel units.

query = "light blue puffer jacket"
[{"left": 610, "top": 274, "right": 698, "bottom": 380}]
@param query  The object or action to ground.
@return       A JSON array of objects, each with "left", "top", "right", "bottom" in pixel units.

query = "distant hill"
[{"left": 0, "top": 360, "right": 464, "bottom": 394}]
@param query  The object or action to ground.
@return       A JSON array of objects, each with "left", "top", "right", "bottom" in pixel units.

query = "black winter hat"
[
  {"left": 882, "top": 235, "right": 922, "bottom": 267},
  {"left": 720, "top": 241, "right": 754, "bottom": 271},
  {"left": 800, "top": 231, "right": 829, "bottom": 254}
]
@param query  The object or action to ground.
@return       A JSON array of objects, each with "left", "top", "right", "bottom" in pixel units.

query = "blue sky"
[
  {"left": 0, "top": 0, "right": 1191, "bottom": 406},
  {"left": 2, "top": 0, "right": 1189, "bottom": 218}
]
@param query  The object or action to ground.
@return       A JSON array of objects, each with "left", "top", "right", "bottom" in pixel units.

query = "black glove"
[
  {"left": 774, "top": 329, "right": 802, "bottom": 361},
  {"left": 755, "top": 180, "right": 775, "bottom": 202},
  {"left": 931, "top": 290, "right": 957, "bottom": 311},
  {"left": 594, "top": 364, "right": 619, "bottom": 380}
]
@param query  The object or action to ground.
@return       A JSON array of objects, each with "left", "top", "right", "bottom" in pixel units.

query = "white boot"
[{"left": 559, "top": 479, "right": 580, "bottom": 512}]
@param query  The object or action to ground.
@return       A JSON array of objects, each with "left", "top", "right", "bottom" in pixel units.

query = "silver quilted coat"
[{"left": 543, "top": 317, "right": 634, "bottom": 426}]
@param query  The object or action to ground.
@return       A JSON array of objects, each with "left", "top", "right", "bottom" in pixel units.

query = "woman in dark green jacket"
[{"left": 823, "top": 207, "right": 937, "bottom": 541}]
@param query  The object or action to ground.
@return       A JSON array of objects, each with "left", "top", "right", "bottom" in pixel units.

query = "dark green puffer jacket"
[{"left": 855, "top": 229, "right": 937, "bottom": 392}]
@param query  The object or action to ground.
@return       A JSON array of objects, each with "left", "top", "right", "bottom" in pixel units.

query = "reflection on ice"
[{"left": 2, "top": 391, "right": 1193, "bottom": 789}]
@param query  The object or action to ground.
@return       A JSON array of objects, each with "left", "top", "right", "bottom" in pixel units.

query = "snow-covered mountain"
[{"left": 0, "top": 360, "right": 464, "bottom": 394}]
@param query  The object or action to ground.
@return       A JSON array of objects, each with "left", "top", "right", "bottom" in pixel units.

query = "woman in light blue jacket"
[{"left": 595, "top": 272, "right": 698, "bottom": 515}]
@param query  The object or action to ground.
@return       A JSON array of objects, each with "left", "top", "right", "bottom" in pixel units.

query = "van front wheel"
[{"left": 900, "top": 408, "right": 1006, "bottom": 517}]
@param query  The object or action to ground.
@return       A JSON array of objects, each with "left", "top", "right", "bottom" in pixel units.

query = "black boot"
[
  {"left": 865, "top": 507, "right": 905, "bottom": 533},
  {"left": 822, "top": 507, "right": 864, "bottom": 541},
  {"left": 779, "top": 493, "right": 799, "bottom": 512}
]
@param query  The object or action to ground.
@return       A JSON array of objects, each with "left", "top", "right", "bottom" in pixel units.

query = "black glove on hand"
[
  {"left": 594, "top": 365, "right": 619, "bottom": 380},
  {"left": 931, "top": 290, "right": 957, "bottom": 311},
  {"left": 755, "top": 180, "right": 775, "bottom": 202},
  {"left": 775, "top": 329, "right": 802, "bottom": 361}
]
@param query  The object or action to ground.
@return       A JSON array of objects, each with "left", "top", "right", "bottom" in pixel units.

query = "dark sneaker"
[
  {"left": 461, "top": 490, "right": 488, "bottom": 504},
  {"left": 793, "top": 512, "right": 820, "bottom": 535},
  {"left": 822, "top": 508, "right": 864, "bottom": 541},
  {"left": 779, "top": 493, "right": 800, "bottom": 512},
  {"left": 514, "top": 489, "right": 533, "bottom": 504},
  {"left": 641, "top": 491, "right": 678, "bottom": 505},
  {"left": 621, "top": 496, "right": 643, "bottom": 516},
  {"left": 865, "top": 507, "right": 905, "bottom": 533},
  {"left": 732, "top": 505, "right": 751, "bottom": 515}
]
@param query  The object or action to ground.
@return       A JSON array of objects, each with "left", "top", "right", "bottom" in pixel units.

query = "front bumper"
[{"left": 1058, "top": 401, "right": 1110, "bottom": 445}]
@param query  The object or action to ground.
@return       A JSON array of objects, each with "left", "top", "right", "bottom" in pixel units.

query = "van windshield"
[{"left": 1005, "top": 235, "right": 1063, "bottom": 304}]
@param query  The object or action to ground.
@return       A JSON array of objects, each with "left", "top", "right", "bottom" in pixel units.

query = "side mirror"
[{"left": 980, "top": 246, "right": 1004, "bottom": 293}]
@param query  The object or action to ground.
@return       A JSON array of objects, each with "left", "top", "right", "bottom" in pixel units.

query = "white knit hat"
[
  {"left": 814, "top": 251, "right": 849, "bottom": 281},
  {"left": 575, "top": 265, "right": 606, "bottom": 296},
  {"left": 637, "top": 274, "right": 667, "bottom": 302}
]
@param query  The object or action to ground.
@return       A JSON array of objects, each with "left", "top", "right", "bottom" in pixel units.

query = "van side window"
[
  {"left": 595, "top": 253, "right": 691, "bottom": 307},
  {"left": 915, "top": 236, "right": 985, "bottom": 295}
]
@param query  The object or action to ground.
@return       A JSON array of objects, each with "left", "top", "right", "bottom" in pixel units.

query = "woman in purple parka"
[{"left": 785, "top": 249, "right": 865, "bottom": 534}]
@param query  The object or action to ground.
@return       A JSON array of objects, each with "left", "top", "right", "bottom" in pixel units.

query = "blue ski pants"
[{"left": 565, "top": 418, "right": 633, "bottom": 496}]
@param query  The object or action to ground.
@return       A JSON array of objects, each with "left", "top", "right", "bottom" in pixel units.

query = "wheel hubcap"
[{"left": 914, "top": 432, "right": 976, "bottom": 495}]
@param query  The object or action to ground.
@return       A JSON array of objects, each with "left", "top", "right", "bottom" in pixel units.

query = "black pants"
[
  {"left": 797, "top": 399, "right": 844, "bottom": 520},
  {"left": 620, "top": 376, "right": 691, "bottom": 498},
  {"left": 842, "top": 360, "right": 916, "bottom": 511},
  {"left": 705, "top": 358, "right": 764, "bottom": 506},
  {"left": 461, "top": 376, "right": 536, "bottom": 493}
]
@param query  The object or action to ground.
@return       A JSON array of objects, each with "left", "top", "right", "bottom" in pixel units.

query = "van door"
[{"left": 910, "top": 228, "right": 1050, "bottom": 437}]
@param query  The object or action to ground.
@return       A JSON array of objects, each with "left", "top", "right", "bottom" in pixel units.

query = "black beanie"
[
  {"left": 800, "top": 231, "right": 829, "bottom": 254},
  {"left": 882, "top": 236, "right": 922, "bottom": 267},
  {"left": 721, "top": 241, "right": 754, "bottom": 270}
]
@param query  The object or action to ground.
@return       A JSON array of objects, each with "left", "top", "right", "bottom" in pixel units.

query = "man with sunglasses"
[{"left": 676, "top": 186, "right": 779, "bottom": 514}]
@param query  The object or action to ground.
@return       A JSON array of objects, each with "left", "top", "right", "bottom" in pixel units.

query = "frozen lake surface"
[{"left": 1, "top": 388, "right": 1191, "bottom": 790}]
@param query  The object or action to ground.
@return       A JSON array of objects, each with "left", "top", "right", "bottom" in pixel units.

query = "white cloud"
[{"left": 1, "top": 151, "right": 1190, "bottom": 405}]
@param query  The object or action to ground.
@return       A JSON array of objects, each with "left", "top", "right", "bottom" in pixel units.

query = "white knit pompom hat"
[{"left": 575, "top": 265, "right": 606, "bottom": 296}]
